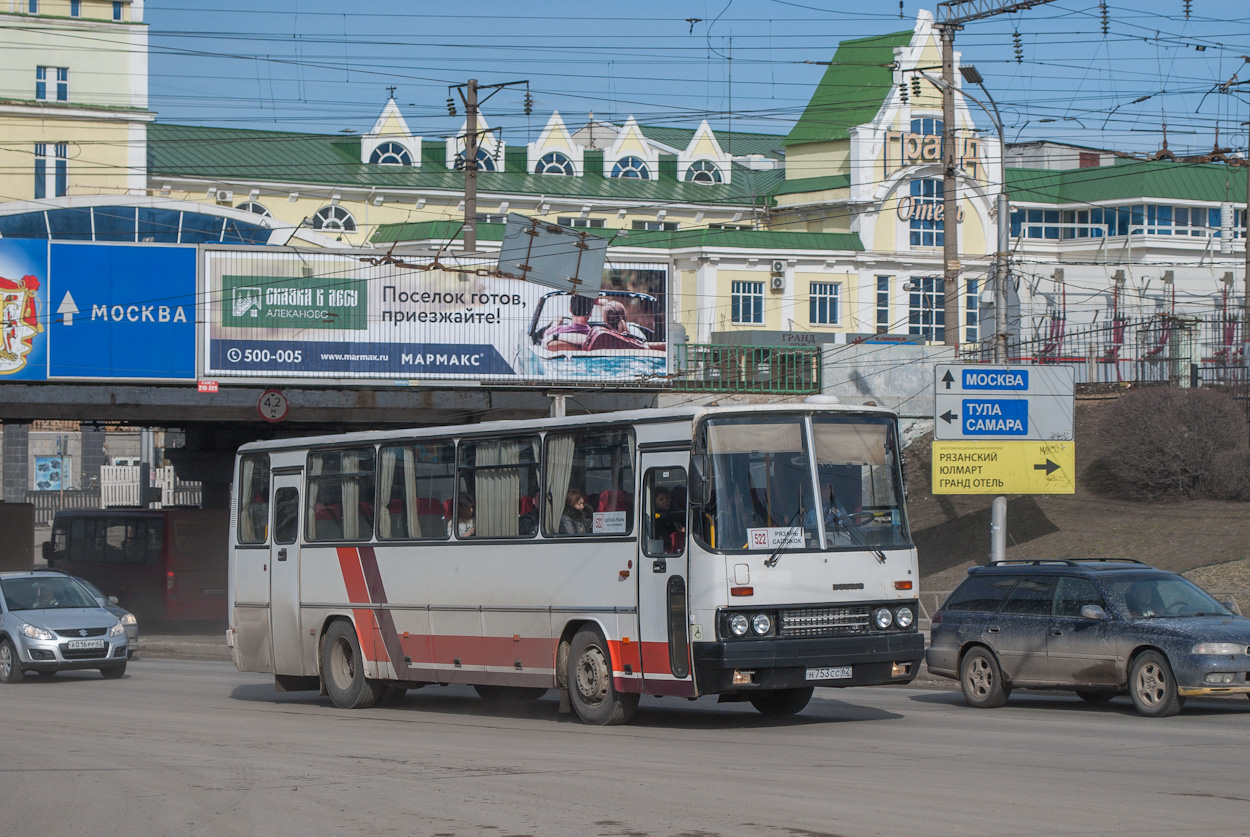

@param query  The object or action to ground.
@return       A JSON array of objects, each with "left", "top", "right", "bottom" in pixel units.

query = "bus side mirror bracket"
[{"left": 688, "top": 455, "right": 708, "bottom": 507}]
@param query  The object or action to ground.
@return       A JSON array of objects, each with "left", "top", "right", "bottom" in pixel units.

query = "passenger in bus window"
[
  {"left": 559, "top": 489, "right": 592, "bottom": 535},
  {"left": 449, "top": 493, "right": 475, "bottom": 538},
  {"left": 651, "top": 487, "right": 685, "bottom": 543}
]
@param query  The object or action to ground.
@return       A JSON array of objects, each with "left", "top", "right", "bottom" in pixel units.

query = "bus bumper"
[{"left": 691, "top": 631, "right": 926, "bottom": 693}]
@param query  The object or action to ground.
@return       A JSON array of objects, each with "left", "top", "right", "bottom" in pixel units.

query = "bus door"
[
  {"left": 637, "top": 456, "right": 693, "bottom": 695},
  {"left": 269, "top": 471, "right": 304, "bottom": 674}
]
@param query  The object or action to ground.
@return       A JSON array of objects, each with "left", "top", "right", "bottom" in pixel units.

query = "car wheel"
[
  {"left": 0, "top": 639, "right": 24, "bottom": 684},
  {"left": 321, "top": 620, "right": 382, "bottom": 709},
  {"left": 749, "top": 687, "right": 815, "bottom": 717},
  {"left": 567, "top": 626, "right": 638, "bottom": 725},
  {"left": 1075, "top": 690, "right": 1116, "bottom": 703},
  {"left": 960, "top": 646, "right": 1010, "bottom": 708},
  {"left": 100, "top": 663, "right": 126, "bottom": 680},
  {"left": 1128, "top": 650, "right": 1182, "bottom": 718}
]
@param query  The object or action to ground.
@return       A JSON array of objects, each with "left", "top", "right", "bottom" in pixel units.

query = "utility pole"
[
  {"left": 463, "top": 79, "right": 479, "bottom": 255},
  {"left": 450, "top": 78, "right": 531, "bottom": 256},
  {"left": 935, "top": 0, "right": 1056, "bottom": 348}
]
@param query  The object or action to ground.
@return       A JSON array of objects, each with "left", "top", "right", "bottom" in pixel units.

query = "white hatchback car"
[{"left": 0, "top": 571, "right": 129, "bottom": 682}]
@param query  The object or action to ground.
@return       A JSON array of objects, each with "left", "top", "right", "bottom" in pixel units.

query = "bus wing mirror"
[
  {"left": 688, "top": 455, "right": 708, "bottom": 507},
  {"left": 41, "top": 541, "right": 53, "bottom": 564}
]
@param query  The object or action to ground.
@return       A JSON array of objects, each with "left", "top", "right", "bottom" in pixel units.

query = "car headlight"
[
  {"left": 751, "top": 613, "right": 772, "bottom": 636},
  {"left": 109, "top": 623, "right": 127, "bottom": 637},
  {"left": 873, "top": 607, "right": 893, "bottom": 629},
  {"left": 728, "top": 613, "right": 750, "bottom": 637},
  {"left": 1192, "top": 642, "right": 1247, "bottom": 655},
  {"left": 895, "top": 606, "right": 915, "bottom": 629},
  {"left": 20, "top": 623, "right": 55, "bottom": 641},
  {"left": 119, "top": 613, "right": 137, "bottom": 627}
]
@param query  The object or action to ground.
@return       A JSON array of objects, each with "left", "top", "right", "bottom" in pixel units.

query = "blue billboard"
[{"left": 47, "top": 243, "right": 197, "bottom": 380}]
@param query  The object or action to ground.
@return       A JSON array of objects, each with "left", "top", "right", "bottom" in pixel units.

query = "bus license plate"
[
  {"left": 67, "top": 640, "right": 106, "bottom": 650},
  {"left": 806, "top": 666, "right": 852, "bottom": 681}
]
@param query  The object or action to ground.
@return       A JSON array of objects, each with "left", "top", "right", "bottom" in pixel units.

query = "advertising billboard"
[
  {"left": 203, "top": 250, "right": 668, "bottom": 384},
  {"left": 0, "top": 240, "right": 197, "bottom": 382},
  {"left": 0, "top": 239, "right": 49, "bottom": 381}
]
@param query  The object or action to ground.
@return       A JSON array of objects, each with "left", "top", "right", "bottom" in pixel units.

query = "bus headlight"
[
  {"left": 895, "top": 607, "right": 915, "bottom": 629},
  {"left": 751, "top": 613, "right": 772, "bottom": 636},
  {"left": 728, "top": 614, "right": 750, "bottom": 637},
  {"left": 873, "top": 608, "right": 893, "bottom": 630}
]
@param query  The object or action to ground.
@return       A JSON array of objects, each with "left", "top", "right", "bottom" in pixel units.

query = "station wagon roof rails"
[{"left": 981, "top": 558, "right": 1147, "bottom": 568}]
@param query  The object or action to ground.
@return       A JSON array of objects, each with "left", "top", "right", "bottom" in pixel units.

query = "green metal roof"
[
  {"left": 774, "top": 174, "right": 852, "bottom": 196},
  {"left": 372, "top": 221, "right": 863, "bottom": 252},
  {"left": 784, "top": 30, "right": 912, "bottom": 148},
  {"left": 148, "top": 123, "right": 784, "bottom": 206},
  {"left": 636, "top": 125, "right": 787, "bottom": 160},
  {"left": 1006, "top": 160, "right": 1248, "bottom": 205}
]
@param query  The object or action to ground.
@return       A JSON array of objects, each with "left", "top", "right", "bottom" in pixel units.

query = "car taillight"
[
  {"left": 931, "top": 610, "right": 943, "bottom": 625},
  {"left": 166, "top": 570, "right": 175, "bottom": 592}
]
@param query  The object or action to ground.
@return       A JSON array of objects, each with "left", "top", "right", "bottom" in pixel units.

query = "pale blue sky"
[{"left": 144, "top": 1, "right": 1250, "bottom": 156}]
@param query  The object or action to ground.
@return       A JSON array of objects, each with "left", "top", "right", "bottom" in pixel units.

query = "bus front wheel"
[
  {"left": 749, "top": 687, "right": 814, "bottom": 716},
  {"left": 567, "top": 627, "right": 638, "bottom": 725},
  {"left": 321, "top": 620, "right": 382, "bottom": 709}
]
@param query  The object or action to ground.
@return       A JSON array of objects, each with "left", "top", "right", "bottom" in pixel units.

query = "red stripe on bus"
[{"left": 335, "top": 547, "right": 386, "bottom": 664}]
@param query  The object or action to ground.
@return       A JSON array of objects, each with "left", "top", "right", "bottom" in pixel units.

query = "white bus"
[{"left": 227, "top": 399, "right": 923, "bottom": 725}]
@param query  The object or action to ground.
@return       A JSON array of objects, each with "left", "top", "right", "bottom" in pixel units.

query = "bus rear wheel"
[
  {"left": 749, "top": 687, "right": 814, "bottom": 716},
  {"left": 567, "top": 627, "right": 638, "bottom": 725},
  {"left": 321, "top": 620, "right": 382, "bottom": 709}
]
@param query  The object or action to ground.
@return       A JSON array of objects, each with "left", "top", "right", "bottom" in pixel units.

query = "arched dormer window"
[
  {"left": 611, "top": 156, "right": 650, "bottom": 179},
  {"left": 534, "top": 151, "right": 574, "bottom": 175},
  {"left": 454, "top": 147, "right": 497, "bottom": 172},
  {"left": 312, "top": 205, "right": 356, "bottom": 232},
  {"left": 236, "top": 201, "right": 272, "bottom": 218},
  {"left": 369, "top": 141, "right": 412, "bottom": 166},
  {"left": 684, "top": 160, "right": 722, "bottom": 184}
]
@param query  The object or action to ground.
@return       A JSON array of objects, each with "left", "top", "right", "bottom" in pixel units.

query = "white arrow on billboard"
[{"left": 57, "top": 291, "right": 80, "bottom": 325}]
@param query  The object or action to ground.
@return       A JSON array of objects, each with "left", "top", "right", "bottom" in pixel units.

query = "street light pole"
[{"left": 958, "top": 65, "right": 1010, "bottom": 364}]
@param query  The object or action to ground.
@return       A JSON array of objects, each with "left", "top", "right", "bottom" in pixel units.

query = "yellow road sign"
[{"left": 931, "top": 440, "right": 1075, "bottom": 495}]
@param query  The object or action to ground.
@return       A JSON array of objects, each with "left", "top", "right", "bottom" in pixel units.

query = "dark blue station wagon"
[{"left": 926, "top": 559, "right": 1250, "bottom": 717}]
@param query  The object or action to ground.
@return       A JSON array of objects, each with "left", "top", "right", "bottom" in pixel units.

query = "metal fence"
[
  {"left": 960, "top": 313, "right": 1248, "bottom": 387},
  {"left": 23, "top": 489, "right": 102, "bottom": 527},
  {"left": 672, "top": 343, "right": 823, "bottom": 394}
]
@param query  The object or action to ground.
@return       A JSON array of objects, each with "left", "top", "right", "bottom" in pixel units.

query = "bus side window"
[
  {"left": 237, "top": 454, "right": 270, "bottom": 544},
  {"left": 642, "top": 468, "right": 687, "bottom": 557}
]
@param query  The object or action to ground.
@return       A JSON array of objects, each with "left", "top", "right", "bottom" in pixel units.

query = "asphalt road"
[{"left": 3, "top": 659, "right": 1248, "bottom": 837}]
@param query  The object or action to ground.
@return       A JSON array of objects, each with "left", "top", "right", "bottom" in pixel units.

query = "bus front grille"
[{"left": 779, "top": 606, "right": 870, "bottom": 637}]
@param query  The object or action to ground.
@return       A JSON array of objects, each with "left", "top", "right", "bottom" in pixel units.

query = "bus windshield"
[{"left": 695, "top": 414, "right": 909, "bottom": 553}]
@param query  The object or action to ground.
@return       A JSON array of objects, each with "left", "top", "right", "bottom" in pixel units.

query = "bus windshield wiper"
[
  {"left": 763, "top": 505, "right": 805, "bottom": 568},
  {"left": 830, "top": 508, "right": 887, "bottom": 564}
]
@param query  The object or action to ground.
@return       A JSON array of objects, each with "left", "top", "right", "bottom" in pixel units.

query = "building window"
[
  {"left": 70, "top": 0, "right": 80, "bottom": 15},
  {"left": 34, "top": 143, "right": 67, "bottom": 199},
  {"left": 236, "top": 201, "right": 272, "bottom": 218},
  {"left": 809, "top": 282, "right": 840, "bottom": 325},
  {"left": 557, "top": 217, "right": 605, "bottom": 228},
  {"left": 876, "top": 276, "right": 891, "bottom": 332},
  {"left": 36, "top": 67, "right": 68, "bottom": 102},
  {"left": 611, "top": 156, "right": 650, "bottom": 179},
  {"left": 113, "top": 1, "right": 122, "bottom": 20},
  {"left": 534, "top": 151, "right": 574, "bottom": 175},
  {"left": 731, "top": 281, "right": 764, "bottom": 324},
  {"left": 631, "top": 220, "right": 678, "bottom": 231},
  {"left": 908, "top": 277, "right": 945, "bottom": 343},
  {"left": 966, "top": 278, "right": 979, "bottom": 343},
  {"left": 368, "top": 141, "right": 412, "bottom": 166},
  {"left": 684, "top": 160, "right": 722, "bottom": 184},
  {"left": 909, "top": 178, "right": 943, "bottom": 247},
  {"left": 473, "top": 214, "right": 507, "bottom": 224},
  {"left": 911, "top": 117, "right": 943, "bottom": 136},
  {"left": 28, "top": 0, "right": 37, "bottom": 12},
  {"left": 312, "top": 206, "right": 356, "bottom": 232},
  {"left": 709, "top": 223, "right": 750, "bottom": 230},
  {"left": 453, "top": 147, "right": 496, "bottom": 172}
]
